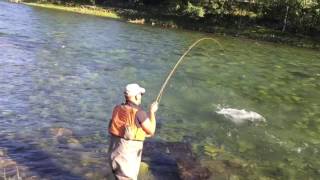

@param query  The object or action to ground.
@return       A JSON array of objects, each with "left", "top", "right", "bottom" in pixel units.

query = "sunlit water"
[{"left": 0, "top": 1, "right": 319, "bottom": 179}]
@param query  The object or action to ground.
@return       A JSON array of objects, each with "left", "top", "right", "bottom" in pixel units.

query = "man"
[{"left": 108, "top": 83, "right": 158, "bottom": 180}]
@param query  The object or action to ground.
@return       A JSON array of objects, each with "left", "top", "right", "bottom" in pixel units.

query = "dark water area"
[{"left": 0, "top": 1, "right": 320, "bottom": 179}]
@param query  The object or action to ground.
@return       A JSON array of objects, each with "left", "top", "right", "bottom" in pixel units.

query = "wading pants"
[{"left": 108, "top": 135, "right": 143, "bottom": 180}]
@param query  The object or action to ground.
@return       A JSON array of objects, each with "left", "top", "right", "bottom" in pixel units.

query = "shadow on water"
[{"left": 0, "top": 134, "right": 84, "bottom": 180}]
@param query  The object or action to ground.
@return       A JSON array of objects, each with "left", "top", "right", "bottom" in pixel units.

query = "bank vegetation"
[{"left": 22, "top": 0, "right": 320, "bottom": 48}]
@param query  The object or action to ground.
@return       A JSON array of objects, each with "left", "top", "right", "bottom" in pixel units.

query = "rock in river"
[{"left": 143, "top": 140, "right": 211, "bottom": 180}]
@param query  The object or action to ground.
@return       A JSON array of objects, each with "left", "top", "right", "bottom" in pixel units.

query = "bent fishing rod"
[{"left": 155, "top": 37, "right": 224, "bottom": 103}]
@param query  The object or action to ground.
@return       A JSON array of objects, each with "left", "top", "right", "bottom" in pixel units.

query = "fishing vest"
[{"left": 109, "top": 104, "right": 146, "bottom": 141}]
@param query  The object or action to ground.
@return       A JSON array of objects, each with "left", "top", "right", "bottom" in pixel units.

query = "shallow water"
[{"left": 0, "top": 1, "right": 319, "bottom": 179}]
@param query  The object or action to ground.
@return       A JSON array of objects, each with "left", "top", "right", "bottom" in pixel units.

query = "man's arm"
[{"left": 140, "top": 102, "right": 158, "bottom": 136}]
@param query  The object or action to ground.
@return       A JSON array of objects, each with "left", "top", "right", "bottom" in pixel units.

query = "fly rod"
[{"left": 155, "top": 37, "right": 224, "bottom": 103}]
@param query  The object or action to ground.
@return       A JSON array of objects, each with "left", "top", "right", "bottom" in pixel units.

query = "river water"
[{"left": 0, "top": 1, "right": 319, "bottom": 179}]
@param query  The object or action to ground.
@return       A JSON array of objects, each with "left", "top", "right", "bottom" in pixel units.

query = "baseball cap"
[{"left": 124, "top": 83, "right": 146, "bottom": 97}]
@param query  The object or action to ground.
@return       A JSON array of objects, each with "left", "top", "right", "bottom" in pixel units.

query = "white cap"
[{"left": 124, "top": 83, "right": 146, "bottom": 97}]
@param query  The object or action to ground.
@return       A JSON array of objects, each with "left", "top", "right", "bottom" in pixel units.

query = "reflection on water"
[{"left": 0, "top": 1, "right": 320, "bottom": 179}]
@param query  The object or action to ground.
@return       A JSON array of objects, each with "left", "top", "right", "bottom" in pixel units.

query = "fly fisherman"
[{"left": 108, "top": 83, "right": 158, "bottom": 180}]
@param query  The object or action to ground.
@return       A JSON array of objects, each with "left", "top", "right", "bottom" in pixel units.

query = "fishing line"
[{"left": 156, "top": 37, "right": 224, "bottom": 103}]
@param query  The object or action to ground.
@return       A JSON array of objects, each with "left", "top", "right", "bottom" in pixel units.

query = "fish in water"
[{"left": 216, "top": 108, "right": 266, "bottom": 124}]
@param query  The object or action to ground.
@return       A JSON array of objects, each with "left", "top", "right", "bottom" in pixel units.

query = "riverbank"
[
  {"left": 24, "top": 2, "right": 120, "bottom": 19},
  {"left": 22, "top": 2, "right": 320, "bottom": 50}
]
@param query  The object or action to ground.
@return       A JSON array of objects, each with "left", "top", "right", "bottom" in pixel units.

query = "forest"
[{"left": 27, "top": 0, "right": 319, "bottom": 36}]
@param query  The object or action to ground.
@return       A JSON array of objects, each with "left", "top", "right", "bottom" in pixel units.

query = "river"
[{"left": 0, "top": 1, "right": 320, "bottom": 179}]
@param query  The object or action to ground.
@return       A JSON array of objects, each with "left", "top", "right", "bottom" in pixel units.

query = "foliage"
[
  {"left": 184, "top": 1, "right": 205, "bottom": 18},
  {"left": 24, "top": 0, "right": 320, "bottom": 35}
]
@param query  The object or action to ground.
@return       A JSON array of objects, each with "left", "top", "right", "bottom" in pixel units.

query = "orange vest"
[{"left": 109, "top": 104, "right": 146, "bottom": 141}]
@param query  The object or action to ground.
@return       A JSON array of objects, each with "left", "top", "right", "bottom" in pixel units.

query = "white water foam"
[{"left": 216, "top": 107, "right": 266, "bottom": 124}]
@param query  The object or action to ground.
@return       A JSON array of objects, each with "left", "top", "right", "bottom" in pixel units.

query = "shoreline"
[
  {"left": 23, "top": 2, "right": 120, "bottom": 19},
  {"left": 22, "top": 2, "right": 320, "bottom": 50}
]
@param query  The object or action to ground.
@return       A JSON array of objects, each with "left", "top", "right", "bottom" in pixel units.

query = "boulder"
[
  {"left": 143, "top": 140, "right": 211, "bottom": 180},
  {"left": 49, "top": 127, "right": 73, "bottom": 138}
]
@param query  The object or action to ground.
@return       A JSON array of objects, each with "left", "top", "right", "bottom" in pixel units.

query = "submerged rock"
[
  {"left": 0, "top": 156, "right": 35, "bottom": 179},
  {"left": 203, "top": 144, "right": 224, "bottom": 158},
  {"left": 0, "top": 149, "right": 6, "bottom": 156},
  {"left": 139, "top": 162, "right": 149, "bottom": 174},
  {"left": 199, "top": 152, "right": 256, "bottom": 179},
  {"left": 67, "top": 138, "right": 84, "bottom": 150},
  {"left": 138, "top": 162, "right": 154, "bottom": 180},
  {"left": 46, "top": 127, "right": 85, "bottom": 150},
  {"left": 143, "top": 140, "right": 211, "bottom": 180},
  {"left": 49, "top": 127, "right": 73, "bottom": 138}
]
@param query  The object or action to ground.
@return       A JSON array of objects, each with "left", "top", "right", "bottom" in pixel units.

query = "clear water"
[{"left": 0, "top": 1, "right": 319, "bottom": 179}]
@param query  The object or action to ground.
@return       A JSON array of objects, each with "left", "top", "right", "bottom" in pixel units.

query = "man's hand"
[{"left": 150, "top": 102, "right": 158, "bottom": 113}]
